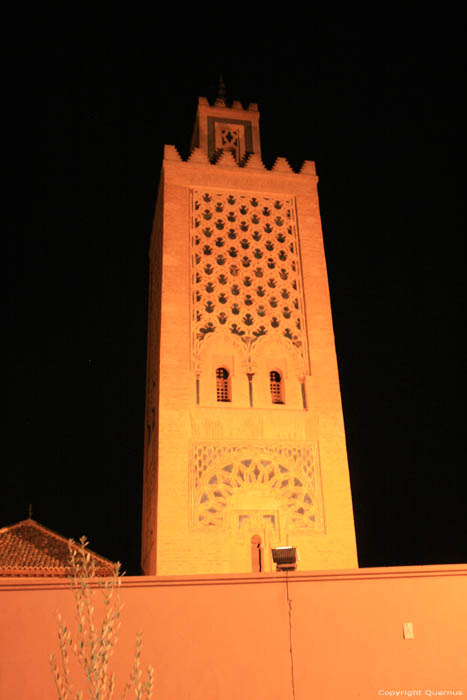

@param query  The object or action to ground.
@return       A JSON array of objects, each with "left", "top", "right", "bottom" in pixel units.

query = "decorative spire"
[{"left": 216, "top": 74, "right": 227, "bottom": 104}]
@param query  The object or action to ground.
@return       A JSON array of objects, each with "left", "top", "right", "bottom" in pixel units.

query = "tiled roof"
[{"left": 0, "top": 519, "right": 116, "bottom": 577}]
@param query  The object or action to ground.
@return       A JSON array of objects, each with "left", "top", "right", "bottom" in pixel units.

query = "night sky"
[{"left": 7, "top": 13, "right": 466, "bottom": 574}]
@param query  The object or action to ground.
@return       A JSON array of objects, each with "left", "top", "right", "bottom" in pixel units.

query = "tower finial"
[
  {"left": 217, "top": 74, "right": 227, "bottom": 104},
  {"left": 28, "top": 503, "right": 33, "bottom": 519}
]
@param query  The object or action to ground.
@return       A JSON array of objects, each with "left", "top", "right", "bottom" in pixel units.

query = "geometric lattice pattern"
[
  {"left": 220, "top": 128, "right": 240, "bottom": 161},
  {"left": 190, "top": 189, "right": 308, "bottom": 365},
  {"left": 191, "top": 443, "right": 324, "bottom": 532}
]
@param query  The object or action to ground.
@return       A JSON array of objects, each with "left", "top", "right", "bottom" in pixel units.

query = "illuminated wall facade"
[
  {"left": 141, "top": 96, "right": 357, "bottom": 575},
  {"left": 2, "top": 566, "right": 466, "bottom": 699}
]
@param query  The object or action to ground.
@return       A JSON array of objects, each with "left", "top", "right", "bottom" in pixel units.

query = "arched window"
[
  {"left": 270, "top": 370, "right": 284, "bottom": 404},
  {"left": 216, "top": 367, "right": 231, "bottom": 402}
]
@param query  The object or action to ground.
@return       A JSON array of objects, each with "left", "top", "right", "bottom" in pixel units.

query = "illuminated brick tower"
[{"left": 141, "top": 90, "right": 357, "bottom": 575}]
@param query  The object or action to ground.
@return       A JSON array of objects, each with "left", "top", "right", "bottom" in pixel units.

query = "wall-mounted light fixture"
[{"left": 271, "top": 546, "right": 298, "bottom": 571}]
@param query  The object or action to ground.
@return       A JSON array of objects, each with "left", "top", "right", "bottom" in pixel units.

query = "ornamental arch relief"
[
  {"left": 191, "top": 443, "right": 324, "bottom": 534},
  {"left": 197, "top": 328, "right": 304, "bottom": 408}
]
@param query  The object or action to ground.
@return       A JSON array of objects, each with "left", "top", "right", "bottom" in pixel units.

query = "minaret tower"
[{"left": 141, "top": 87, "right": 357, "bottom": 575}]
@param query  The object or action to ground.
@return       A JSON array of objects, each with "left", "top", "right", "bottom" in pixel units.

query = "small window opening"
[
  {"left": 270, "top": 371, "right": 284, "bottom": 404},
  {"left": 251, "top": 534, "right": 263, "bottom": 573},
  {"left": 216, "top": 367, "right": 231, "bottom": 402}
]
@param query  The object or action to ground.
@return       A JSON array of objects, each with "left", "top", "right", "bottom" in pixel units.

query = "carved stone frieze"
[{"left": 190, "top": 442, "right": 324, "bottom": 533}]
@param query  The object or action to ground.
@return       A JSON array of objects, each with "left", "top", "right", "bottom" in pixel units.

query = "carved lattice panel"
[
  {"left": 220, "top": 127, "right": 240, "bottom": 160},
  {"left": 191, "top": 443, "right": 323, "bottom": 532},
  {"left": 236, "top": 511, "right": 278, "bottom": 533},
  {"left": 190, "top": 189, "right": 308, "bottom": 368}
]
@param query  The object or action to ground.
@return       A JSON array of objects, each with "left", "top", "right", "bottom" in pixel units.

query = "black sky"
[{"left": 7, "top": 12, "right": 466, "bottom": 574}]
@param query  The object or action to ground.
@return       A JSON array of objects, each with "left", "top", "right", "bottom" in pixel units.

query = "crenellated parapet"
[
  {"left": 164, "top": 143, "right": 317, "bottom": 176},
  {"left": 198, "top": 95, "right": 259, "bottom": 112}
]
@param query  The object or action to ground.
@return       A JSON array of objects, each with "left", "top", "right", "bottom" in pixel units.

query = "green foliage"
[{"left": 50, "top": 537, "right": 154, "bottom": 700}]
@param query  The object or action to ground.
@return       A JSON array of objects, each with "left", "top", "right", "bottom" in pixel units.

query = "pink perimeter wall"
[{"left": 1, "top": 565, "right": 465, "bottom": 699}]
